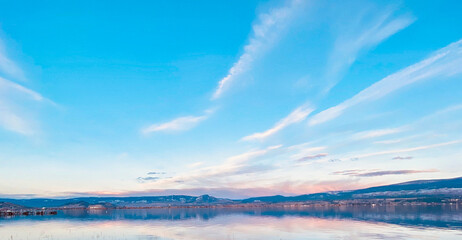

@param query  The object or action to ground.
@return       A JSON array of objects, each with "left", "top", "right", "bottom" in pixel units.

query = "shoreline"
[
  {"left": 2, "top": 199, "right": 461, "bottom": 217},
  {"left": 0, "top": 210, "right": 58, "bottom": 217}
]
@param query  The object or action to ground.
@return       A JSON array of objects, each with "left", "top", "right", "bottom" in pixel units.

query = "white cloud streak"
[
  {"left": 142, "top": 110, "right": 213, "bottom": 134},
  {"left": 0, "top": 74, "right": 45, "bottom": 136},
  {"left": 0, "top": 37, "right": 50, "bottom": 135},
  {"left": 324, "top": 6, "right": 415, "bottom": 92},
  {"left": 289, "top": 146, "right": 327, "bottom": 160},
  {"left": 226, "top": 144, "right": 282, "bottom": 165},
  {"left": 309, "top": 39, "right": 462, "bottom": 126},
  {"left": 374, "top": 139, "right": 405, "bottom": 144},
  {"left": 0, "top": 104, "right": 34, "bottom": 135},
  {"left": 353, "top": 140, "right": 461, "bottom": 159},
  {"left": 212, "top": 0, "right": 303, "bottom": 99},
  {"left": 333, "top": 169, "right": 437, "bottom": 177},
  {"left": 0, "top": 77, "right": 44, "bottom": 101},
  {"left": 352, "top": 127, "right": 405, "bottom": 140},
  {"left": 0, "top": 39, "right": 25, "bottom": 80},
  {"left": 242, "top": 104, "right": 313, "bottom": 141}
]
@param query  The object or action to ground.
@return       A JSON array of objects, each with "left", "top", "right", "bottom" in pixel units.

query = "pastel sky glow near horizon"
[{"left": 1, "top": 0, "right": 462, "bottom": 199}]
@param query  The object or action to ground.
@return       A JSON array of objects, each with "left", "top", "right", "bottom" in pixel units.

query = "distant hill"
[
  {"left": 59, "top": 201, "right": 90, "bottom": 209},
  {"left": 0, "top": 202, "right": 30, "bottom": 211},
  {"left": 242, "top": 177, "right": 462, "bottom": 203},
  {"left": 1, "top": 177, "right": 461, "bottom": 208},
  {"left": 0, "top": 194, "right": 233, "bottom": 208}
]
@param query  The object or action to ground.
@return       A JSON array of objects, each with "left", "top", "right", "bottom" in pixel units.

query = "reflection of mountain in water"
[
  {"left": 257, "top": 205, "right": 462, "bottom": 229},
  {"left": 4, "top": 205, "right": 460, "bottom": 230}
]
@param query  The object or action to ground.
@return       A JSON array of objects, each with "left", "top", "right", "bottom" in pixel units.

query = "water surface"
[{"left": 1, "top": 205, "right": 461, "bottom": 239}]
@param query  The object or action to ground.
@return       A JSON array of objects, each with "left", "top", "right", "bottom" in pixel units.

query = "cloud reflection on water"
[{"left": 1, "top": 206, "right": 462, "bottom": 239}]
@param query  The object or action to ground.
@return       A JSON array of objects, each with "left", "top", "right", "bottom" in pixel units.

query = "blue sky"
[{"left": 1, "top": 0, "right": 462, "bottom": 198}]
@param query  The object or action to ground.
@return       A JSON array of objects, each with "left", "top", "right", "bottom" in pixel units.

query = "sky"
[{"left": 0, "top": 0, "right": 462, "bottom": 199}]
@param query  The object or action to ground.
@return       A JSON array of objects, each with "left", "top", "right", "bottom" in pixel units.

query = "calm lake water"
[{"left": 1, "top": 205, "right": 462, "bottom": 239}]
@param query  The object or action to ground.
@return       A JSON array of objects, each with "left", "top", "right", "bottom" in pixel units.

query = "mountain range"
[{"left": 1, "top": 177, "right": 461, "bottom": 209}]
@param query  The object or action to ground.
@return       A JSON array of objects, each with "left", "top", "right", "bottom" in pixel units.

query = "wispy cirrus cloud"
[
  {"left": 0, "top": 105, "right": 34, "bottom": 135},
  {"left": 288, "top": 144, "right": 327, "bottom": 161},
  {"left": 142, "top": 109, "right": 214, "bottom": 134},
  {"left": 188, "top": 161, "right": 204, "bottom": 168},
  {"left": 352, "top": 127, "right": 405, "bottom": 140},
  {"left": 253, "top": 4, "right": 413, "bottom": 141},
  {"left": 309, "top": 39, "right": 462, "bottom": 126},
  {"left": 392, "top": 156, "right": 413, "bottom": 160},
  {"left": 0, "top": 41, "right": 48, "bottom": 136},
  {"left": 374, "top": 139, "right": 405, "bottom": 144},
  {"left": 0, "top": 77, "right": 44, "bottom": 101},
  {"left": 353, "top": 140, "right": 461, "bottom": 160},
  {"left": 241, "top": 104, "right": 313, "bottom": 141},
  {"left": 324, "top": 5, "right": 415, "bottom": 92},
  {"left": 333, "top": 169, "right": 437, "bottom": 177},
  {"left": 212, "top": 0, "right": 303, "bottom": 99},
  {"left": 0, "top": 38, "right": 25, "bottom": 80},
  {"left": 226, "top": 145, "right": 282, "bottom": 165}
]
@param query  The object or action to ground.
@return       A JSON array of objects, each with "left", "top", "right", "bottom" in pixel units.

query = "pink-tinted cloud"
[{"left": 333, "top": 169, "right": 438, "bottom": 177}]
